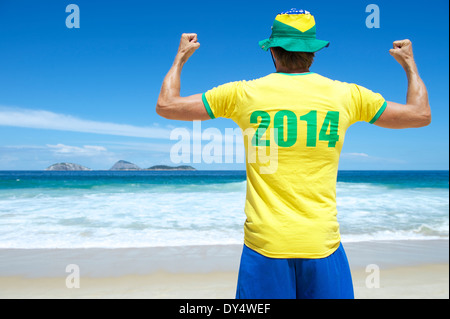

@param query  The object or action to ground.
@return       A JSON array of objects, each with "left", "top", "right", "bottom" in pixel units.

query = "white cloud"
[
  {"left": 342, "top": 152, "right": 370, "bottom": 158},
  {"left": 341, "top": 152, "right": 406, "bottom": 164},
  {"left": 0, "top": 106, "right": 171, "bottom": 139},
  {"left": 46, "top": 144, "right": 108, "bottom": 157},
  {"left": 99, "top": 141, "right": 172, "bottom": 153}
]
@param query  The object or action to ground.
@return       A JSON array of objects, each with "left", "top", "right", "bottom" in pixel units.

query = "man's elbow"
[
  {"left": 423, "top": 112, "right": 432, "bottom": 127},
  {"left": 156, "top": 101, "right": 173, "bottom": 119},
  {"left": 413, "top": 106, "right": 432, "bottom": 127},
  {"left": 155, "top": 104, "right": 167, "bottom": 119},
  {"left": 419, "top": 104, "right": 432, "bottom": 127}
]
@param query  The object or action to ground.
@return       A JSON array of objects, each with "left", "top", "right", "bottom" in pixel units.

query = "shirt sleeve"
[
  {"left": 349, "top": 84, "right": 387, "bottom": 124},
  {"left": 202, "top": 81, "right": 243, "bottom": 120}
]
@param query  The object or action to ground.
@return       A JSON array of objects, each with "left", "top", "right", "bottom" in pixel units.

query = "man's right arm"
[{"left": 374, "top": 39, "right": 431, "bottom": 129}]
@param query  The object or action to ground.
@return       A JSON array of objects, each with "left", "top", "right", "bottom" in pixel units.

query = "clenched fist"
[
  {"left": 389, "top": 39, "right": 415, "bottom": 70},
  {"left": 176, "top": 33, "right": 200, "bottom": 63}
]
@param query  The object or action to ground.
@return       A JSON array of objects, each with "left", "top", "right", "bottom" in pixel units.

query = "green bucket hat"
[{"left": 259, "top": 9, "right": 330, "bottom": 53}]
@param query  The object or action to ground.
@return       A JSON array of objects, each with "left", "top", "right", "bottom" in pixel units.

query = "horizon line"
[{"left": 0, "top": 169, "right": 448, "bottom": 172}]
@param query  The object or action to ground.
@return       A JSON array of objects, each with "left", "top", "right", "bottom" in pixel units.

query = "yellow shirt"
[{"left": 202, "top": 72, "right": 386, "bottom": 258}]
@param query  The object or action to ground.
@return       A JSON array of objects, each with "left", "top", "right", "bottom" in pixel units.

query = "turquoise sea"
[{"left": 0, "top": 170, "right": 448, "bottom": 248}]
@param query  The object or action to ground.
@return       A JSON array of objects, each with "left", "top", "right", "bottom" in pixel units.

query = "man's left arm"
[
  {"left": 156, "top": 33, "right": 210, "bottom": 121},
  {"left": 373, "top": 39, "right": 431, "bottom": 129}
]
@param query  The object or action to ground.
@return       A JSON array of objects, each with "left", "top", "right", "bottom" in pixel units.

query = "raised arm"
[
  {"left": 374, "top": 40, "right": 431, "bottom": 129},
  {"left": 156, "top": 33, "right": 210, "bottom": 121}
]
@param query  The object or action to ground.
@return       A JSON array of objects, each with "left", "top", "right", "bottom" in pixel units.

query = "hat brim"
[{"left": 259, "top": 37, "right": 330, "bottom": 53}]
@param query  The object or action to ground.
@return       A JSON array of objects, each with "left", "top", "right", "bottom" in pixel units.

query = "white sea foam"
[{"left": 0, "top": 180, "right": 448, "bottom": 248}]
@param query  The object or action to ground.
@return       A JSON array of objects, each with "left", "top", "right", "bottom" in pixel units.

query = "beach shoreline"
[{"left": 0, "top": 239, "right": 448, "bottom": 299}]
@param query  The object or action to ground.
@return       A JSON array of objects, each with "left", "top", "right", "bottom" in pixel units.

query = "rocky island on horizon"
[
  {"left": 147, "top": 165, "right": 196, "bottom": 171},
  {"left": 109, "top": 160, "right": 196, "bottom": 171},
  {"left": 109, "top": 160, "right": 141, "bottom": 171},
  {"left": 44, "top": 160, "right": 196, "bottom": 171},
  {"left": 45, "top": 163, "right": 91, "bottom": 171}
]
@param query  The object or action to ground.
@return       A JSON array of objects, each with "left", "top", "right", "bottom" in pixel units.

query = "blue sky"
[{"left": 0, "top": 0, "right": 448, "bottom": 170}]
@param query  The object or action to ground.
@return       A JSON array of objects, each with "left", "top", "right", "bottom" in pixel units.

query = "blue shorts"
[{"left": 235, "top": 243, "right": 354, "bottom": 299}]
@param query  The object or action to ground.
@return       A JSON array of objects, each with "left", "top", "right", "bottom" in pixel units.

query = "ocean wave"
[
  {"left": 341, "top": 226, "right": 449, "bottom": 243},
  {"left": 0, "top": 172, "right": 448, "bottom": 249}
]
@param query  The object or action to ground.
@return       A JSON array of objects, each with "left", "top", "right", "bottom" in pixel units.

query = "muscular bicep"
[
  {"left": 373, "top": 101, "right": 428, "bottom": 129},
  {"left": 156, "top": 93, "right": 212, "bottom": 121}
]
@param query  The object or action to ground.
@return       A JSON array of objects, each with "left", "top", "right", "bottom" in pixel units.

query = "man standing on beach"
[{"left": 156, "top": 9, "right": 431, "bottom": 299}]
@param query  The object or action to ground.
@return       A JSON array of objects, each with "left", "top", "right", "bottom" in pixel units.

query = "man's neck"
[{"left": 276, "top": 67, "right": 310, "bottom": 74}]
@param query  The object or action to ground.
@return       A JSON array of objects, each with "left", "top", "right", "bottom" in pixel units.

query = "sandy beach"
[{"left": 0, "top": 240, "right": 448, "bottom": 299}]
